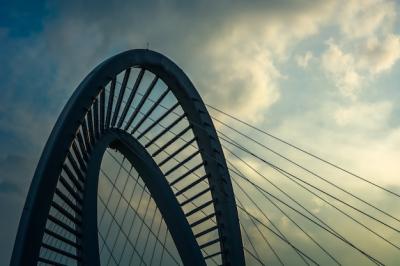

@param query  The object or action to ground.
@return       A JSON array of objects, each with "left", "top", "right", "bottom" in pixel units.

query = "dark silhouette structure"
[{"left": 11, "top": 50, "right": 245, "bottom": 265}]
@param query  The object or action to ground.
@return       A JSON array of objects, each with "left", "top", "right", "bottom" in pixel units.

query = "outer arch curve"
[{"left": 11, "top": 49, "right": 245, "bottom": 265}]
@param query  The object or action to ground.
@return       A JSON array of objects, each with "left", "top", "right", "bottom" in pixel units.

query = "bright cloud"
[
  {"left": 296, "top": 51, "right": 314, "bottom": 68},
  {"left": 337, "top": 0, "right": 396, "bottom": 39},
  {"left": 359, "top": 34, "right": 400, "bottom": 74},
  {"left": 320, "top": 0, "right": 400, "bottom": 98},
  {"left": 333, "top": 101, "right": 393, "bottom": 130},
  {"left": 321, "top": 41, "right": 364, "bottom": 97}
]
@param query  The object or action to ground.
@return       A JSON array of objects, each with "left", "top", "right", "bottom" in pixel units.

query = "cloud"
[
  {"left": 321, "top": 34, "right": 400, "bottom": 98},
  {"left": 1, "top": 0, "right": 400, "bottom": 264},
  {"left": 320, "top": 0, "right": 400, "bottom": 97},
  {"left": 201, "top": 45, "right": 282, "bottom": 123},
  {"left": 337, "top": 0, "right": 396, "bottom": 39},
  {"left": 333, "top": 101, "right": 393, "bottom": 130},
  {"left": 296, "top": 51, "right": 313, "bottom": 68},
  {"left": 1, "top": 2, "right": 339, "bottom": 262},
  {"left": 0, "top": 104, "right": 54, "bottom": 152},
  {"left": 269, "top": 98, "right": 400, "bottom": 187},
  {"left": 0, "top": 154, "right": 33, "bottom": 196},
  {"left": 44, "top": 0, "right": 338, "bottom": 123},
  {"left": 321, "top": 40, "right": 363, "bottom": 97},
  {"left": 359, "top": 34, "right": 400, "bottom": 74},
  {"left": 0, "top": 181, "right": 20, "bottom": 194},
  {"left": 191, "top": 1, "right": 335, "bottom": 121},
  {"left": 1, "top": 0, "right": 338, "bottom": 131}
]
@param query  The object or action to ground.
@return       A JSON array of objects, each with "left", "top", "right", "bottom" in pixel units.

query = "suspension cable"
[
  {"left": 221, "top": 136, "right": 400, "bottom": 235},
  {"left": 110, "top": 82, "right": 395, "bottom": 265},
  {"left": 131, "top": 89, "right": 400, "bottom": 225},
  {"left": 126, "top": 108, "right": 381, "bottom": 265},
  {"left": 236, "top": 205, "right": 320, "bottom": 266},
  {"left": 231, "top": 162, "right": 339, "bottom": 265},
  {"left": 206, "top": 104, "right": 400, "bottom": 199},
  {"left": 236, "top": 195, "right": 286, "bottom": 266},
  {"left": 120, "top": 98, "right": 386, "bottom": 264},
  {"left": 232, "top": 171, "right": 383, "bottom": 265},
  {"left": 214, "top": 124, "right": 400, "bottom": 224}
]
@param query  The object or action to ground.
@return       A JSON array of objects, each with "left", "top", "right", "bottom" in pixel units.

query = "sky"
[{"left": 1, "top": 0, "right": 400, "bottom": 264}]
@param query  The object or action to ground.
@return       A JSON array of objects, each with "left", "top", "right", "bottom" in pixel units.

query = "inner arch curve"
[{"left": 11, "top": 49, "right": 245, "bottom": 266}]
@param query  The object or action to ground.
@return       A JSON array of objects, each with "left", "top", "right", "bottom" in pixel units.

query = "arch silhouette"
[{"left": 11, "top": 49, "right": 245, "bottom": 265}]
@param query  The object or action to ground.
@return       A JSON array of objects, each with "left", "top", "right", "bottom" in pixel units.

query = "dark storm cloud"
[
  {"left": 0, "top": 154, "right": 34, "bottom": 262},
  {"left": 0, "top": 154, "right": 33, "bottom": 196},
  {"left": 0, "top": 181, "right": 20, "bottom": 194}
]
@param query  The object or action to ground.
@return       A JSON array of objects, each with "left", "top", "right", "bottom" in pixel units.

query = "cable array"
[
  {"left": 35, "top": 60, "right": 399, "bottom": 266},
  {"left": 130, "top": 84, "right": 400, "bottom": 264}
]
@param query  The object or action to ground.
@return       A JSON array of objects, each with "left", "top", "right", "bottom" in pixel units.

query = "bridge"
[{"left": 10, "top": 49, "right": 400, "bottom": 265}]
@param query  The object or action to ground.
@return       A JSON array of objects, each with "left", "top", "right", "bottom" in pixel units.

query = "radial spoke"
[{"left": 112, "top": 68, "right": 131, "bottom": 127}]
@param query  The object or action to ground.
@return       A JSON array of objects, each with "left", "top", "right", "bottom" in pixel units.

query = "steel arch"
[{"left": 11, "top": 49, "right": 245, "bottom": 265}]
